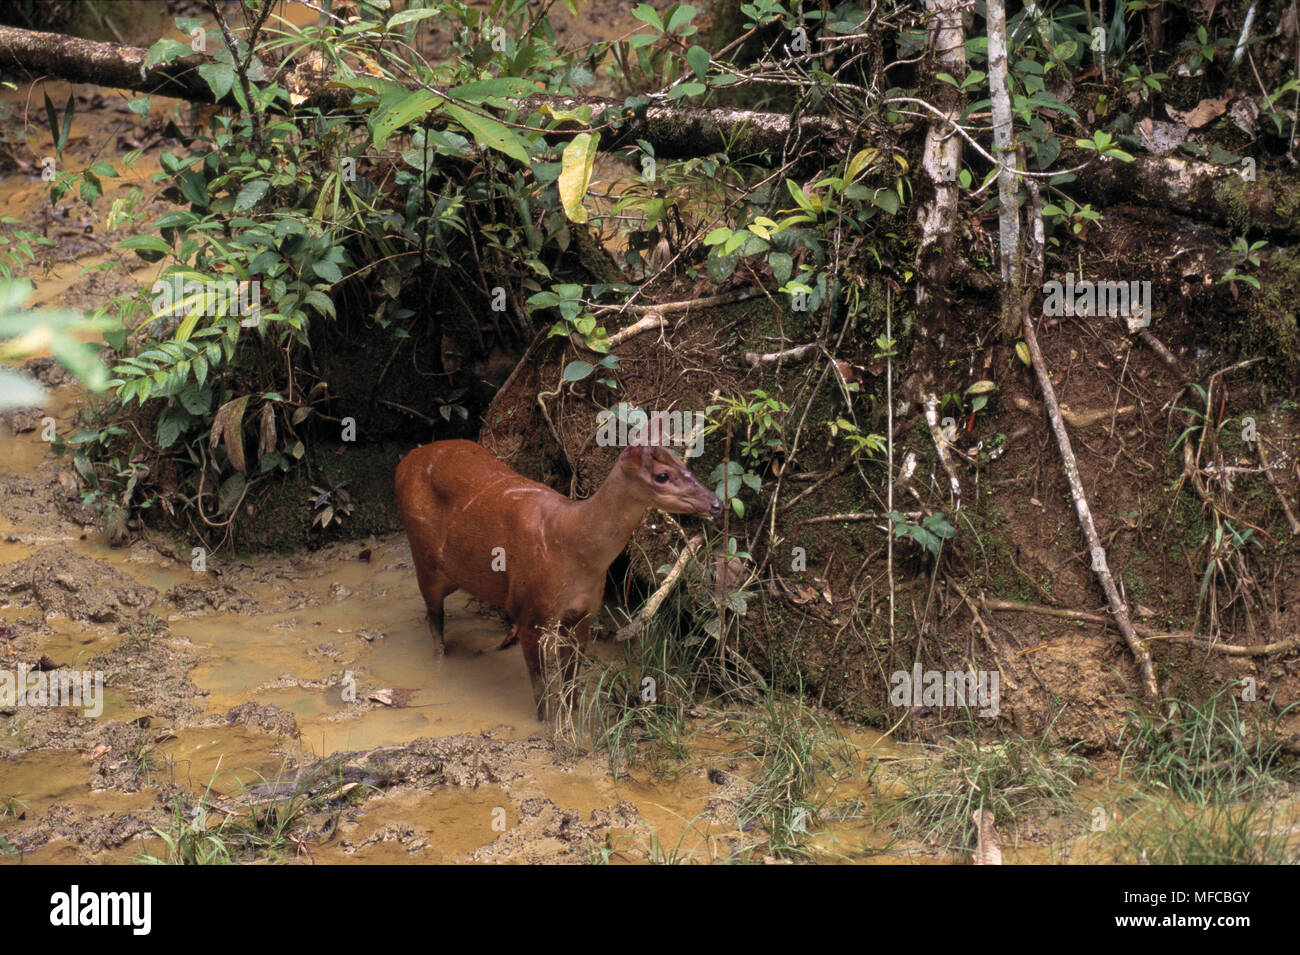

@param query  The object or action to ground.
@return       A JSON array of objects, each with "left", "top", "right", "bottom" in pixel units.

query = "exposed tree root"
[{"left": 982, "top": 597, "right": 1300, "bottom": 657}]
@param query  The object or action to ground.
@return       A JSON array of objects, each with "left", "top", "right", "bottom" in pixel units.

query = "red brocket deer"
[{"left": 394, "top": 435, "right": 720, "bottom": 719}]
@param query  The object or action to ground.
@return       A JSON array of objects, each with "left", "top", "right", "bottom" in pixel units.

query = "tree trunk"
[
  {"left": 987, "top": 0, "right": 1024, "bottom": 341},
  {"left": 914, "top": 0, "right": 967, "bottom": 313}
]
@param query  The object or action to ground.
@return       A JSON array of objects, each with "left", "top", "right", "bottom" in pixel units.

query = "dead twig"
[
  {"left": 744, "top": 342, "right": 819, "bottom": 367},
  {"left": 614, "top": 534, "right": 702, "bottom": 642},
  {"left": 1137, "top": 328, "right": 1184, "bottom": 376},
  {"left": 605, "top": 312, "right": 665, "bottom": 349}
]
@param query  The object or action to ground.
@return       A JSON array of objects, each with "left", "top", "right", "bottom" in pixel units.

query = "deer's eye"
[{"left": 655, "top": 472, "right": 670, "bottom": 483}]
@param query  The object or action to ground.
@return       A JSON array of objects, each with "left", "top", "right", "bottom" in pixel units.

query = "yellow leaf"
[
  {"left": 558, "top": 132, "right": 599, "bottom": 224},
  {"left": 846, "top": 148, "right": 878, "bottom": 183}
]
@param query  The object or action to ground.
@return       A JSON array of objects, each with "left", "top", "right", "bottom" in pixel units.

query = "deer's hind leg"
[{"left": 412, "top": 561, "right": 456, "bottom": 655}]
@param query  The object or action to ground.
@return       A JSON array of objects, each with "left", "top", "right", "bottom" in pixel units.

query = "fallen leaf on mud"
[
  {"left": 153, "top": 734, "right": 178, "bottom": 744},
  {"left": 89, "top": 743, "right": 111, "bottom": 760},
  {"left": 1166, "top": 92, "right": 1232, "bottom": 129},
  {"left": 369, "top": 688, "right": 413, "bottom": 707}
]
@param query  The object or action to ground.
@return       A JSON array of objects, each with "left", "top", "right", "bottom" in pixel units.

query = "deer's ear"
[{"left": 620, "top": 441, "right": 650, "bottom": 465}]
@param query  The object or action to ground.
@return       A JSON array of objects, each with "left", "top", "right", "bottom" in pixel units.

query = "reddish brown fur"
[{"left": 394, "top": 438, "right": 720, "bottom": 718}]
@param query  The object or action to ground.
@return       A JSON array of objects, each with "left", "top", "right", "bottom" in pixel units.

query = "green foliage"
[
  {"left": 66, "top": 2, "right": 640, "bottom": 542},
  {"left": 0, "top": 281, "right": 108, "bottom": 409},
  {"left": 889, "top": 511, "right": 956, "bottom": 558},
  {"left": 0, "top": 216, "right": 54, "bottom": 281},
  {"left": 1218, "top": 236, "right": 1267, "bottom": 290},
  {"left": 1178, "top": 24, "right": 1233, "bottom": 74},
  {"left": 705, "top": 390, "right": 789, "bottom": 517}
]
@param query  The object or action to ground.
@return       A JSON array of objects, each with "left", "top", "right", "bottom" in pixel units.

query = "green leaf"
[
  {"left": 217, "top": 473, "right": 246, "bottom": 514},
  {"left": 665, "top": 4, "right": 697, "bottom": 34},
  {"left": 769, "top": 251, "right": 792, "bottom": 285},
  {"left": 198, "top": 63, "right": 236, "bottom": 101},
  {"left": 448, "top": 77, "right": 536, "bottom": 105},
  {"left": 387, "top": 8, "right": 438, "bottom": 28},
  {"left": 686, "top": 45, "right": 710, "bottom": 79},
  {"left": 42, "top": 90, "right": 59, "bottom": 155},
  {"left": 56, "top": 89, "right": 74, "bottom": 154},
  {"left": 178, "top": 383, "right": 212, "bottom": 415},
  {"left": 303, "top": 289, "right": 335, "bottom": 318},
  {"left": 632, "top": 4, "right": 664, "bottom": 32},
  {"left": 79, "top": 176, "right": 101, "bottom": 205},
  {"left": 50, "top": 338, "right": 107, "bottom": 392},
  {"left": 870, "top": 188, "right": 900, "bottom": 214},
  {"left": 117, "top": 235, "right": 172, "bottom": 255},
  {"left": 371, "top": 89, "right": 441, "bottom": 149},
  {"left": 144, "top": 37, "right": 192, "bottom": 69},
  {"left": 667, "top": 82, "right": 706, "bottom": 99},
  {"left": 785, "top": 179, "right": 815, "bottom": 214},
  {"left": 562, "top": 360, "right": 595, "bottom": 382},
  {"left": 179, "top": 171, "right": 209, "bottom": 208},
  {"left": 156, "top": 406, "right": 186, "bottom": 448},
  {"left": 312, "top": 260, "right": 342, "bottom": 283},
  {"left": 234, "top": 179, "right": 269, "bottom": 212},
  {"left": 445, "top": 103, "right": 529, "bottom": 164}
]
